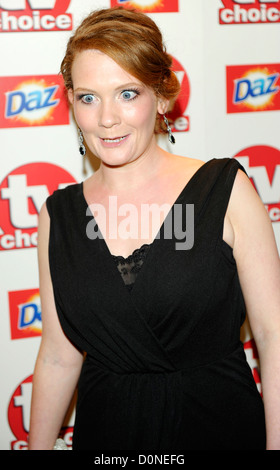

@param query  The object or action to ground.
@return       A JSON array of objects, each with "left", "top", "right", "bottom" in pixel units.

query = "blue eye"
[
  {"left": 80, "top": 94, "right": 95, "bottom": 104},
  {"left": 121, "top": 89, "right": 140, "bottom": 101}
]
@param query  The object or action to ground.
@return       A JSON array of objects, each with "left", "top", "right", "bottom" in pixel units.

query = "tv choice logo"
[
  {"left": 219, "top": 0, "right": 280, "bottom": 24},
  {"left": 110, "top": 0, "right": 179, "bottom": 13},
  {"left": 234, "top": 145, "right": 280, "bottom": 223},
  {"left": 0, "top": 162, "right": 77, "bottom": 251},
  {"left": 0, "top": 75, "right": 69, "bottom": 128},
  {"left": 8, "top": 374, "right": 73, "bottom": 449},
  {"left": 8, "top": 375, "right": 32, "bottom": 449},
  {"left": 167, "top": 56, "right": 190, "bottom": 133},
  {"left": 9, "top": 289, "right": 41, "bottom": 340},
  {"left": 227, "top": 64, "right": 280, "bottom": 113},
  {"left": 0, "top": 0, "right": 72, "bottom": 32}
]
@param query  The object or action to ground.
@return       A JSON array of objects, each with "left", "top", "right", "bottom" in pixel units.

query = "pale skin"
[{"left": 29, "top": 50, "right": 280, "bottom": 450}]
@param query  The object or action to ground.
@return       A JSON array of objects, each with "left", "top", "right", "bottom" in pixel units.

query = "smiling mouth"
[{"left": 102, "top": 136, "right": 127, "bottom": 143}]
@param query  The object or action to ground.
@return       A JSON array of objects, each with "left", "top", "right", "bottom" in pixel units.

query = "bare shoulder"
[
  {"left": 227, "top": 168, "right": 269, "bottom": 230},
  {"left": 172, "top": 154, "right": 205, "bottom": 169},
  {"left": 226, "top": 169, "right": 278, "bottom": 262},
  {"left": 167, "top": 154, "right": 206, "bottom": 178}
]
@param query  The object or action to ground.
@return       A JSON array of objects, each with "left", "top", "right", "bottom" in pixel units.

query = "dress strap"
[{"left": 177, "top": 158, "right": 247, "bottom": 249}]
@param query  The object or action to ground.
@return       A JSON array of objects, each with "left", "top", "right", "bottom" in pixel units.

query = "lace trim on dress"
[{"left": 112, "top": 244, "right": 151, "bottom": 291}]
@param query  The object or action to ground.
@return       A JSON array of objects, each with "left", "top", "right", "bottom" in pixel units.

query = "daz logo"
[
  {"left": 234, "top": 145, "right": 280, "bottom": 224},
  {"left": 9, "top": 289, "right": 41, "bottom": 340},
  {"left": 0, "top": 162, "right": 76, "bottom": 251},
  {"left": 0, "top": 75, "right": 69, "bottom": 128},
  {"left": 0, "top": 0, "right": 72, "bottom": 33},
  {"left": 219, "top": 0, "right": 280, "bottom": 25},
  {"left": 110, "top": 0, "right": 179, "bottom": 13},
  {"left": 227, "top": 64, "right": 280, "bottom": 113}
]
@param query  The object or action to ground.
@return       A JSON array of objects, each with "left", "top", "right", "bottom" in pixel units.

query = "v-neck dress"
[{"left": 46, "top": 158, "right": 266, "bottom": 450}]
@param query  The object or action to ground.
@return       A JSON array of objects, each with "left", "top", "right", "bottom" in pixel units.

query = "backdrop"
[{"left": 0, "top": 0, "right": 279, "bottom": 450}]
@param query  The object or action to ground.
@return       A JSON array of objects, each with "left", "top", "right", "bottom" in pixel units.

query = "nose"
[{"left": 98, "top": 99, "right": 120, "bottom": 128}]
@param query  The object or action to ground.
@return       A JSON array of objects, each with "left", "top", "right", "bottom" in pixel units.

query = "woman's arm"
[
  {"left": 228, "top": 169, "right": 280, "bottom": 450},
  {"left": 28, "top": 202, "right": 84, "bottom": 450}
]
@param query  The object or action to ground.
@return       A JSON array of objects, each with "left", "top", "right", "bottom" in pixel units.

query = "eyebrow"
[
  {"left": 74, "top": 88, "right": 95, "bottom": 93},
  {"left": 73, "top": 82, "right": 143, "bottom": 93}
]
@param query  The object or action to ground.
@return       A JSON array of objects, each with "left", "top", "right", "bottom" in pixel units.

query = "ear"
[
  {"left": 68, "top": 88, "right": 74, "bottom": 105},
  {"left": 157, "top": 96, "right": 169, "bottom": 115}
]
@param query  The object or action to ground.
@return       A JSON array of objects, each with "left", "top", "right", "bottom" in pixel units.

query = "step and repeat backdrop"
[{"left": 0, "top": 0, "right": 279, "bottom": 450}]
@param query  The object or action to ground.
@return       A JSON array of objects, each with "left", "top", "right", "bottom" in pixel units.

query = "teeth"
[{"left": 103, "top": 136, "right": 126, "bottom": 143}]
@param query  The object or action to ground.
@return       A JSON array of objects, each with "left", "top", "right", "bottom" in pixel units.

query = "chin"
[
  {"left": 98, "top": 149, "right": 139, "bottom": 168},
  {"left": 102, "top": 158, "right": 135, "bottom": 168}
]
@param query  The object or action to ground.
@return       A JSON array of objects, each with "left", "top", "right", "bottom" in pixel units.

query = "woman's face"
[{"left": 68, "top": 49, "right": 168, "bottom": 167}]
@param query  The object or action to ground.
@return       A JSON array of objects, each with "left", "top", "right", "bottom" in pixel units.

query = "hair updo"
[{"left": 60, "top": 7, "right": 180, "bottom": 132}]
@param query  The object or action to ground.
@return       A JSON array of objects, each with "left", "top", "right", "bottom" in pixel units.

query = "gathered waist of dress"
[{"left": 84, "top": 341, "right": 245, "bottom": 376}]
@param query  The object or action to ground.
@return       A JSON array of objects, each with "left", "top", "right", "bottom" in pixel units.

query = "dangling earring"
[
  {"left": 78, "top": 128, "right": 86, "bottom": 156},
  {"left": 163, "top": 115, "right": 175, "bottom": 144}
]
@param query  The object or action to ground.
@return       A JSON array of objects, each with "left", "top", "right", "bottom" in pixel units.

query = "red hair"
[{"left": 61, "top": 7, "right": 180, "bottom": 118}]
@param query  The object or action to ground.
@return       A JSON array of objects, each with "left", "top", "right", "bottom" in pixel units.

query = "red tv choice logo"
[
  {"left": 167, "top": 56, "right": 190, "bottom": 133},
  {"left": 234, "top": 145, "right": 280, "bottom": 223},
  {"left": 0, "top": 75, "right": 69, "bottom": 128},
  {"left": 219, "top": 0, "right": 280, "bottom": 24},
  {"left": 8, "top": 375, "right": 74, "bottom": 449},
  {"left": 111, "top": 0, "right": 179, "bottom": 12},
  {"left": 9, "top": 289, "right": 41, "bottom": 340},
  {"left": 0, "top": 162, "right": 77, "bottom": 251},
  {"left": 8, "top": 375, "right": 33, "bottom": 450},
  {"left": 227, "top": 64, "right": 280, "bottom": 113},
  {"left": 0, "top": 0, "right": 72, "bottom": 32}
]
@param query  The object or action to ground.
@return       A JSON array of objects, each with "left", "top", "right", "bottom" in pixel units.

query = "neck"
[{"left": 96, "top": 140, "right": 168, "bottom": 193}]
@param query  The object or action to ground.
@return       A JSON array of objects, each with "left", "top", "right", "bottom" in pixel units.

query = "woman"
[{"left": 29, "top": 7, "right": 280, "bottom": 450}]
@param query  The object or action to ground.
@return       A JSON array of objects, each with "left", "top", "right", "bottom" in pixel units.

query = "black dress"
[{"left": 46, "top": 158, "right": 266, "bottom": 450}]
